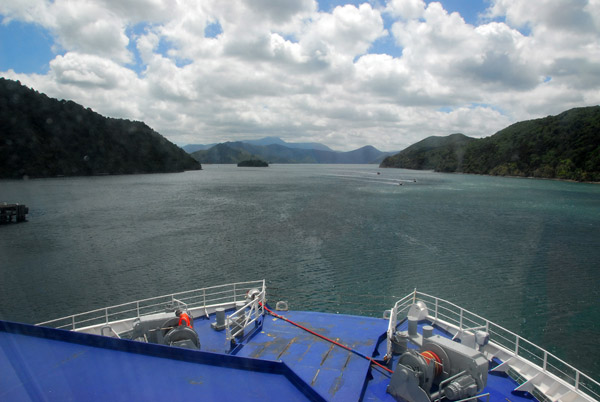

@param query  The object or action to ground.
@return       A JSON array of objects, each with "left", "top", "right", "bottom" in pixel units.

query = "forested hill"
[
  {"left": 380, "top": 106, "right": 600, "bottom": 182},
  {"left": 379, "top": 133, "right": 476, "bottom": 172},
  {"left": 0, "top": 78, "right": 201, "bottom": 179}
]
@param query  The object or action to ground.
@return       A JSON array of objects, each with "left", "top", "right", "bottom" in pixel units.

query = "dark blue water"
[{"left": 1, "top": 165, "right": 599, "bottom": 378}]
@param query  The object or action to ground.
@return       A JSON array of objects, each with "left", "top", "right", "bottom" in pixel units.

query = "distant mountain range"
[
  {"left": 0, "top": 78, "right": 200, "bottom": 178},
  {"left": 381, "top": 106, "right": 600, "bottom": 182},
  {"left": 182, "top": 136, "right": 334, "bottom": 153},
  {"left": 189, "top": 140, "right": 393, "bottom": 164}
]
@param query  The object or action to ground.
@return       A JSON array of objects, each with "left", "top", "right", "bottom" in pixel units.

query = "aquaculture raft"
[{"left": 0, "top": 203, "right": 28, "bottom": 224}]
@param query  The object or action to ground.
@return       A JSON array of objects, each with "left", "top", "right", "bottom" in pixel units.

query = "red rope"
[{"left": 260, "top": 302, "right": 394, "bottom": 374}]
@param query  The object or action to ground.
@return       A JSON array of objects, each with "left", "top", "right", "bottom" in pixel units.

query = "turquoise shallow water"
[{"left": 1, "top": 164, "right": 599, "bottom": 379}]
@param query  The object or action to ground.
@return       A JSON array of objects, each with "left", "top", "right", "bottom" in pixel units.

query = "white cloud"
[
  {"left": 385, "top": 0, "right": 426, "bottom": 20},
  {"left": 484, "top": 0, "right": 600, "bottom": 92},
  {"left": 53, "top": 3, "right": 131, "bottom": 63},
  {"left": 99, "top": 0, "right": 173, "bottom": 23},
  {"left": 50, "top": 53, "right": 123, "bottom": 89},
  {"left": 2, "top": 0, "right": 133, "bottom": 63},
  {"left": 244, "top": 0, "right": 316, "bottom": 26},
  {"left": 2, "top": 0, "right": 599, "bottom": 151},
  {"left": 389, "top": 3, "right": 539, "bottom": 102},
  {"left": 302, "top": 4, "right": 386, "bottom": 58},
  {"left": 0, "top": 0, "right": 52, "bottom": 25},
  {"left": 486, "top": 0, "right": 597, "bottom": 33}
]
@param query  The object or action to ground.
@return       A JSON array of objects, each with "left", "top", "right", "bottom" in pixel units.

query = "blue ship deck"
[
  {"left": 1, "top": 309, "right": 534, "bottom": 401},
  {"left": 236, "top": 311, "right": 387, "bottom": 401}
]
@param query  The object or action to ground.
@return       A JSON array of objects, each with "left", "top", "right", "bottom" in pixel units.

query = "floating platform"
[{"left": 0, "top": 203, "right": 29, "bottom": 224}]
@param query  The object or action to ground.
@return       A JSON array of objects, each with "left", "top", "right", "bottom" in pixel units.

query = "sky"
[{"left": 1, "top": 0, "right": 599, "bottom": 151}]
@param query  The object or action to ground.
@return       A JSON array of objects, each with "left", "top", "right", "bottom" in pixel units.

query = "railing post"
[
  {"left": 459, "top": 308, "right": 463, "bottom": 330},
  {"left": 543, "top": 351, "right": 547, "bottom": 371},
  {"left": 136, "top": 301, "right": 140, "bottom": 318},
  {"left": 515, "top": 336, "right": 520, "bottom": 355},
  {"left": 72, "top": 315, "right": 75, "bottom": 330},
  {"left": 575, "top": 371, "right": 580, "bottom": 390},
  {"left": 203, "top": 289, "right": 206, "bottom": 308},
  {"left": 434, "top": 299, "right": 438, "bottom": 320},
  {"left": 234, "top": 284, "right": 237, "bottom": 302},
  {"left": 105, "top": 308, "right": 109, "bottom": 324}
]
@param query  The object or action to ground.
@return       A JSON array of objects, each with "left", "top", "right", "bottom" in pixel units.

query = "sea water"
[{"left": 1, "top": 164, "right": 599, "bottom": 379}]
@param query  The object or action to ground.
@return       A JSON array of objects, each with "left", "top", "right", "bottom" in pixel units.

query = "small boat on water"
[{"left": 1, "top": 280, "right": 598, "bottom": 401}]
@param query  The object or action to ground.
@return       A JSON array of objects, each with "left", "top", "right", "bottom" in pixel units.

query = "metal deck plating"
[{"left": 1, "top": 281, "right": 598, "bottom": 402}]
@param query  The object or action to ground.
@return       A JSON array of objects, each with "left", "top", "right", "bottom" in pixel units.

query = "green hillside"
[
  {"left": 461, "top": 107, "right": 600, "bottom": 181},
  {"left": 191, "top": 143, "right": 261, "bottom": 164},
  {"left": 381, "top": 107, "right": 600, "bottom": 182},
  {"left": 0, "top": 78, "right": 201, "bottom": 178},
  {"left": 380, "top": 133, "right": 475, "bottom": 172}
]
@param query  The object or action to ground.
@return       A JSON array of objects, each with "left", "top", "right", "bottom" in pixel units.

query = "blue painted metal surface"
[
  {"left": 0, "top": 320, "right": 325, "bottom": 401},
  {"left": 1, "top": 308, "right": 550, "bottom": 402},
  {"left": 236, "top": 311, "right": 389, "bottom": 401}
]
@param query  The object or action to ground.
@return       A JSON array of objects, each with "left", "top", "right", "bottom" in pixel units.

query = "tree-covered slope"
[
  {"left": 191, "top": 143, "right": 261, "bottom": 164},
  {"left": 381, "top": 107, "right": 600, "bottom": 181},
  {"left": 0, "top": 78, "right": 201, "bottom": 178},
  {"left": 380, "top": 133, "right": 475, "bottom": 172},
  {"left": 461, "top": 106, "right": 600, "bottom": 181}
]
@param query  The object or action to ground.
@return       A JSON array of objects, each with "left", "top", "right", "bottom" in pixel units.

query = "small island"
[{"left": 237, "top": 159, "right": 269, "bottom": 167}]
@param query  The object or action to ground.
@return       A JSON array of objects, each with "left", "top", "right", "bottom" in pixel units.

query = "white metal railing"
[
  {"left": 36, "top": 280, "right": 266, "bottom": 331},
  {"left": 225, "top": 286, "right": 266, "bottom": 342},
  {"left": 385, "top": 291, "right": 418, "bottom": 359},
  {"left": 172, "top": 298, "right": 187, "bottom": 310},
  {"left": 386, "top": 290, "right": 600, "bottom": 402}
]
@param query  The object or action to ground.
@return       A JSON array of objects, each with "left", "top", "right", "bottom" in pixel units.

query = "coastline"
[{"left": 381, "top": 166, "right": 600, "bottom": 184}]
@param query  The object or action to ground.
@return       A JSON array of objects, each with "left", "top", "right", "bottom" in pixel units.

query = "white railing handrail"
[
  {"left": 387, "top": 290, "right": 600, "bottom": 401},
  {"left": 171, "top": 298, "right": 187, "bottom": 310},
  {"left": 385, "top": 291, "right": 415, "bottom": 359},
  {"left": 416, "top": 290, "right": 599, "bottom": 390},
  {"left": 37, "top": 280, "right": 266, "bottom": 330},
  {"left": 225, "top": 286, "right": 267, "bottom": 342}
]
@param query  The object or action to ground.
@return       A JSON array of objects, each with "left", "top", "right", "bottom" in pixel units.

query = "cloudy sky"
[{"left": 1, "top": 0, "right": 599, "bottom": 151}]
